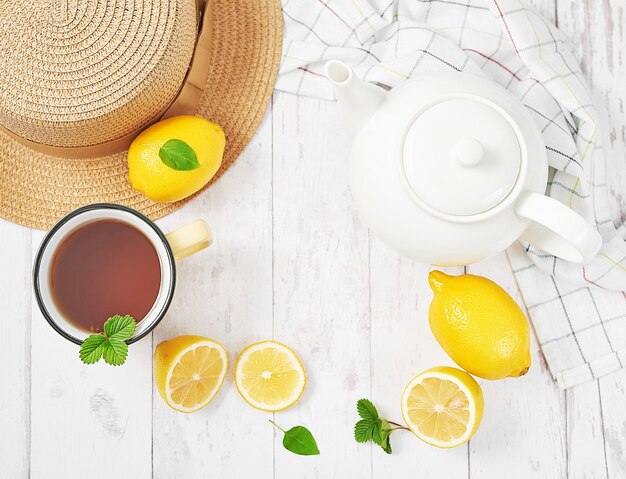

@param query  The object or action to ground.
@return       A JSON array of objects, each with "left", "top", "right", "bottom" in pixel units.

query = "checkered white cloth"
[{"left": 277, "top": 0, "right": 626, "bottom": 388}]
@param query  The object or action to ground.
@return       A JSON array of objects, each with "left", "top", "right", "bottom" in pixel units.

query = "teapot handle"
[{"left": 516, "top": 192, "right": 602, "bottom": 263}]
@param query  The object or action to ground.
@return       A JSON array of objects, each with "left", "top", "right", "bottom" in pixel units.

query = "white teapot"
[{"left": 325, "top": 60, "right": 602, "bottom": 266}]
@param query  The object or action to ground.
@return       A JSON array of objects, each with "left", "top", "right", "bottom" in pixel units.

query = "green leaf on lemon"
[{"left": 159, "top": 139, "right": 200, "bottom": 171}]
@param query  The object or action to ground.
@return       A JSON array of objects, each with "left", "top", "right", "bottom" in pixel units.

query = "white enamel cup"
[{"left": 33, "top": 203, "right": 212, "bottom": 345}]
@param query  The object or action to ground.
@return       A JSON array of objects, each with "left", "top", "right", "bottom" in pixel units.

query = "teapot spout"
[{"left": 325, "top": 60, "right": 386, "bottom": 135}]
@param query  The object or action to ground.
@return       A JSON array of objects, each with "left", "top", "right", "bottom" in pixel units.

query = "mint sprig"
[
  {"left": 354, "top": 398, "right": 409, "bottom": 454},
  {"left": 79, "top": 315, "right": 137, "bottom": 366},
  {"left": 270, "top": 420, "right": 320, "bottom": 456}
]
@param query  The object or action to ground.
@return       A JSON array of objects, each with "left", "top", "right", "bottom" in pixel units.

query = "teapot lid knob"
[{"left": 453, "top": 138, "right": 484, "bottom": 166}]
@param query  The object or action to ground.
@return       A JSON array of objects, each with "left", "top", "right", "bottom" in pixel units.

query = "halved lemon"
[
  {"left": 401, "top": 366, "right": 484, "bottom": 448},
  {"left": 234, "top": 340, "right": 306, "bottom": 412},
  {"left": 154, "top": 335, "right": 228, "bottom": 413}
]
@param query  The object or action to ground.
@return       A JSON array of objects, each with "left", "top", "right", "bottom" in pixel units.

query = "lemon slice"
[
  {"left": 154, "top": 335, "right": 228, "bottom": 413},
  {"left": 401, "top": 366, "right": 484, "bottom": 448},
  {"left": 234, "top": 340, "right": 306, "bottom": 412}
]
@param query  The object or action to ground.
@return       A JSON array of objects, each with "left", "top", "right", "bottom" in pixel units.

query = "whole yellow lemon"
[
  {"left": 128, "top": 115, "right": 225, "bottom": 202},
  {"left": 428, "top": 270, "right": 531, "bottom": 380}
]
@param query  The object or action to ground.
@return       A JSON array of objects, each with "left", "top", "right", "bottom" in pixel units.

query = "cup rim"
[{"left": 32, "top": 203, "right": 177, "bottom": 345}]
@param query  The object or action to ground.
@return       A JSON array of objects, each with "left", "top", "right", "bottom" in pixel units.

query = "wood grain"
[
  {"left": 556, "top": 3, "right": 626, "bottom": 479},
  {"left": 0, "top": 0, "right": 624, "bottom": 477},
  {"left": 598, "top": 370, "right": 626, "bottom": 477},
  {"left": 370, "top": 247, "right": 468, "bottom": 477},
  {"left": 29, "top": 236, "right": 153, "bottom": 479},
  {"left": 0, "top": 221, "right": 31, "bottom": 478},
  {"left": 469, "top": 250, "right": 568, "bottom": 479},
  {"left": 566, "top": 381, "right": 609, "bottom": 479},
  {"left": 271, "top": 93, "right": 372, "bottom": 478},
  {"left": 151, "top": 107, "right": 274, "bottom": 478}
]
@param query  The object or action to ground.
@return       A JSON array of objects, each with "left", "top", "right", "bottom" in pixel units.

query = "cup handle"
[
  {"left": 516, "top": 192, "right": 602, "bottom": 263},
  {"left": 165, "top": 220, "right": 213, "bottom": 261}
]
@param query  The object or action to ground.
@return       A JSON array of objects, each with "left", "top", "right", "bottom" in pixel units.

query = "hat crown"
[{"left": 0, "top": 0, "right": 197, "bottom": 149}]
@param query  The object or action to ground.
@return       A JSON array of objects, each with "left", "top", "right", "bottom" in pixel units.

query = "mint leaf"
[
  {"left": 282, "top": 426, "right": 320, "bottom": 456},
  {"left": 380, "top": 433, "right": 392, "bottom": 454},
  {"left": 159, "top": 139, "right": 200, "bottom": 171},
  {"left": 380, "top": 421, "right": 392, "bottom": 454},
  {"left": 354, "top": 399, "right": 407, "bottom": 455},
  {"left": 356, "top": 398, "right": 379, "bottom": 422},
  {"left": 79, "top": 315, "right": 136, "bottom": 366},
  {"left": 354, "top": 419, "right": 376, "bottom": 443},
  {"left": 101, "top": 338, "right": 129, "bottom": 366},
  {"left": 372, "top": 419, "right": 384, "bottom": 446},
  {"left": 104, "top": 315, "right": 136, "bottom": 340},
  {"left": 79, "top": 335, "right": 106, "bottom": 364},
  {"left": 270, "top": 421, "right": 320, "bottom": 456}
]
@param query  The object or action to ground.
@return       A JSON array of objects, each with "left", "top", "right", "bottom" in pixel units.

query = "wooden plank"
[
  {"left": 271, "top": 93, "right": 372, "bottom": 478},
  {"left": 29, "top": 234, "right": 153, "bottom": 479},
  {"left": 7, "top": 0, "right": 625, "bottom": 477},
  {"left": 468, "top": 251, "right": 567, "bottom": 478},
  {"left": 369, "top": 242, "right": 468, "bottom": 478},
  {"left": 0, "top": 221, "right": 31, "bottom": 478},
  {"left": 151, "top": 107, "right": 274, "bottom": 477},
  {"left": 598, "top": 370, "right": 626, "bottom": 478},
  {"left": 566, "top": 380, "right": 609, "bottom": 479},
  {"left": 556, "top": 2, "right": 625, "bottom": 478}
]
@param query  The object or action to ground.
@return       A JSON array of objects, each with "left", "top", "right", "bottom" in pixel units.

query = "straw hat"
[{"left": 0, "top": 0, "right": 282, "bottom": 229}]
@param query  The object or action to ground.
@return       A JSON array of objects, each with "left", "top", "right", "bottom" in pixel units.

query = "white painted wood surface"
[{"left": 0, "top": 0, "right": 624, "bottom": 477}]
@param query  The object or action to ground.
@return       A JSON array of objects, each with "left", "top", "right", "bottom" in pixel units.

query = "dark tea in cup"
[{"left": 50, "top": 219, "right": 161, "bottom": 333}]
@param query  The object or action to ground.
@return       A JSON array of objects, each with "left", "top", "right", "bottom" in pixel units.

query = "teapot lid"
[{"left": 402, "top": 97, "right": 521, "bottom": 216}]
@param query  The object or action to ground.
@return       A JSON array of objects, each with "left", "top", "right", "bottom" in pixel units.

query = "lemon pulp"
[
  {"left": 401, "top": 366, "right": 484, "bottom": 448},
  {"left": 154, "top": 335, "right": 228, "bottom": 413},
  {"left": 234, "top": 340, "right": 306, "bottom": 412}
]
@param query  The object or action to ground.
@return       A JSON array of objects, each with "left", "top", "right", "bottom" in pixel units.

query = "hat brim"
[{"left": 0, "top": 0, "right": 283, "bottom": 230}]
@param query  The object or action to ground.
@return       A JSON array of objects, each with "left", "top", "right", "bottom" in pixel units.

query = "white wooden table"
[{"left": 1, "top": 1, "right": 625, "bottom": 477}]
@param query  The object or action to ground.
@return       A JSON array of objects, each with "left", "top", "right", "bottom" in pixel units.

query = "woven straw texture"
[{"left": 0, "top": 0, "right": 283, "bottom": 229}]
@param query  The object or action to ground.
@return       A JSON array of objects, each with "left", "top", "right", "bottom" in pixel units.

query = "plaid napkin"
[{"left": 277, "top": 0, "right": 626, "bottom": 388}]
